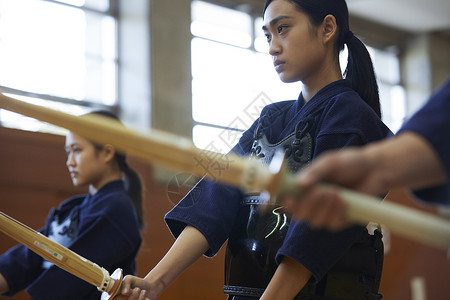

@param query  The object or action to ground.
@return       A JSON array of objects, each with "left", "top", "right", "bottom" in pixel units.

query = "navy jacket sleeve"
[
  {"left": 165, "top": 179, "right": 243, "bottom": 256},
  {"left": 164, "top": 109, "right": 263, "bottom": 256},
  {"left": 398, "top": 79, "right": 450, "bottom": 205}
]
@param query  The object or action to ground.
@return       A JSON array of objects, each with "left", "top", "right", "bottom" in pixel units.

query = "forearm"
[
  {"left": 260, "top": 257, "right": 311, "bottom": 300},
  {"left": 366, "top": 132, "right": 446, "bottom": 191},
  {"left": 0, "top": 273, "right": 9, "bottom": 294},
  {"left": 143, "top": 225, "right": 210, "bottom": 293}
]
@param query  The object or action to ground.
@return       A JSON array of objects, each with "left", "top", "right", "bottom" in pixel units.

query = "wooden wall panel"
[
  {"left": 1, "top": 126, "right": 449, "bottom": 299},
  {"left": 379, "top": 190, "right": 450, "bottom": 300}
]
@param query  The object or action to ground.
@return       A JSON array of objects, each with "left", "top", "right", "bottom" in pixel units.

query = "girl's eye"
[
  {"left": 68, "top": 147, "right": 82, "bottom": 154},
  {"left": 265, "top": 33, "right": 271, "bottom": 42},
  {"left": 277, "top": 25, "right": 286, "bottom": 34}
]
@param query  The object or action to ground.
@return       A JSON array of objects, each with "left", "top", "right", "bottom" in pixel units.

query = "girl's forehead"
[
  {"left": 65, "top": 131, "right": 90, "bottom": 146},
  {"left": 263, "top": 0, "right": 298, "bottom": 23}
]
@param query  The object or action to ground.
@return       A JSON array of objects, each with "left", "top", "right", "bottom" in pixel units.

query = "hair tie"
[{"left": 344, "top": 30, "right": 354, "bottom": 43}]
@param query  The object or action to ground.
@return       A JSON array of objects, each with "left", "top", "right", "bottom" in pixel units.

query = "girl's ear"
[
  {"left": 101, "top": 144, "right": 116, "bottom": 163},
  {"left": 321, "top": 14, "right": 338, "bottom": 44}
]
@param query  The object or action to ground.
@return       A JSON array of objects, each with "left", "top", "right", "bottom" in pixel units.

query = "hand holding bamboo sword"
[
  {"left": 1, "top": 93, "right": 449, "bottom": 250},
  {"left": 281, "top": 134, "right": 448, "bottom": 231}
]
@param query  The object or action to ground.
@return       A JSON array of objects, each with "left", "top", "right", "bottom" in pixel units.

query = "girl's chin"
[
  {"left": 72, "top": 180, "right": 85, "bottom": 187},
  {"left": 278, "top": 73, "right": 300, "bottom": 84}
]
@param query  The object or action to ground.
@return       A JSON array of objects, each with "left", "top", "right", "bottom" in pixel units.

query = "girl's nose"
[
  {"left": 268, "top": 39, "right": 281, "bottom": 56},
  {"left": 66, "top": 153, "right": 75, "bottom": 166}
]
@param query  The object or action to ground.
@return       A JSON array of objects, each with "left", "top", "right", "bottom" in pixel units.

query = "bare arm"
[
  {"left": 116, "top": 225, "right": 210, "bottom": 300},
  {"left": 298, "top": 132, "right": 446, "bottom": 195},
  {"left": 284, "top": 132, "right": 447, "bottom": 230},
  {"left": 0, "top": 273, "right": 9, "bottom": 294},
  {"left": 366, "top": 132, "right": 446, "bottom": 191},
  {"left": 260, "top": 257, "right": 311, "bottom": 300}
]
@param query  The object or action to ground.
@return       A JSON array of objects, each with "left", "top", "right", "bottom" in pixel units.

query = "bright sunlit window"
[
  {"left": 368, "top": 47, "right": 406, "bottom": 132},
  {"left": 0, "top": 0, "right": 117, "bottom": 133}
]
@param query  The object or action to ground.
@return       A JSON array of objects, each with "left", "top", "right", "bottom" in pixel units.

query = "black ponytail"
[
  {"left": 119, "top": 159, "right": 144, "bottom": 229},
  {"left": 88, "top": 110, "right": 145, "bottom": 229},
  {"left": 263, "top": 0, "right": 381, "bottom": 118},
  {"left": 343, "top": 32, "right": 381, "bottom": 117}
]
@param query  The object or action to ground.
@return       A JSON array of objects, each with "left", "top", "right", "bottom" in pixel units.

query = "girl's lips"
[
  {"left": 274, "top": 61, "right": 285, "bottom": 72},
  {"left": 274, "top": 59, "right": 284, "bottom": 67}
]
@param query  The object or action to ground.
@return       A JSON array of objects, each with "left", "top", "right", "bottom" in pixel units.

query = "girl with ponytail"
[
  {"left": 117, "top": 0, "right": 390, "bottom": 299},
  {"left": 0, "top": 110, "right": 143, "bottom": 299},
  {"left": 89, "top": 110, "right": 144, "bottom": 229},
  {"left": 262, "top": 0, "right": 381, "bottom": 118}
]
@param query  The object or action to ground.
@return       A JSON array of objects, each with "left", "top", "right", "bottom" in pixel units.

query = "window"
[
  {"left": 191, "top": 0, "right": 300, "bottom": 153},
  {"left": 368, "top": 47, "right": 406, "bottom": 132},
  {"left": 0, "top": 0, "right": 117, "bottom": 133}
]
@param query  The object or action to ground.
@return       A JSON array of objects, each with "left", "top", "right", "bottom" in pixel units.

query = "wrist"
[{"left": 143, "top": 271, "right": 169, "bottom": 297}]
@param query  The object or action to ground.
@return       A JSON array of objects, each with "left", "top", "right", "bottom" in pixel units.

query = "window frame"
[{"left": 0, "top": 0, "right": 120, "bottom": 117}]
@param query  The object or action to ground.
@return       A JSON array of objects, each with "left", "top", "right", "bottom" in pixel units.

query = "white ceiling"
[{"left": 347, "top": 0, "right": 450, "bottom": 33}]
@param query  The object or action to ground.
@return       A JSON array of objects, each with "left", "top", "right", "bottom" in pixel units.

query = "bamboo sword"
[
  {"left": 1, "top": 93, "right": 450, "bottom": 251},
  {"left": 0, "top": 211, "right": 122, "bottom": 299}
]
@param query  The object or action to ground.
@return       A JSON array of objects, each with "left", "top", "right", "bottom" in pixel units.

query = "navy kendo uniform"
[{"left": 166, "top": 80, "right": 390, "bottom": 299}]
